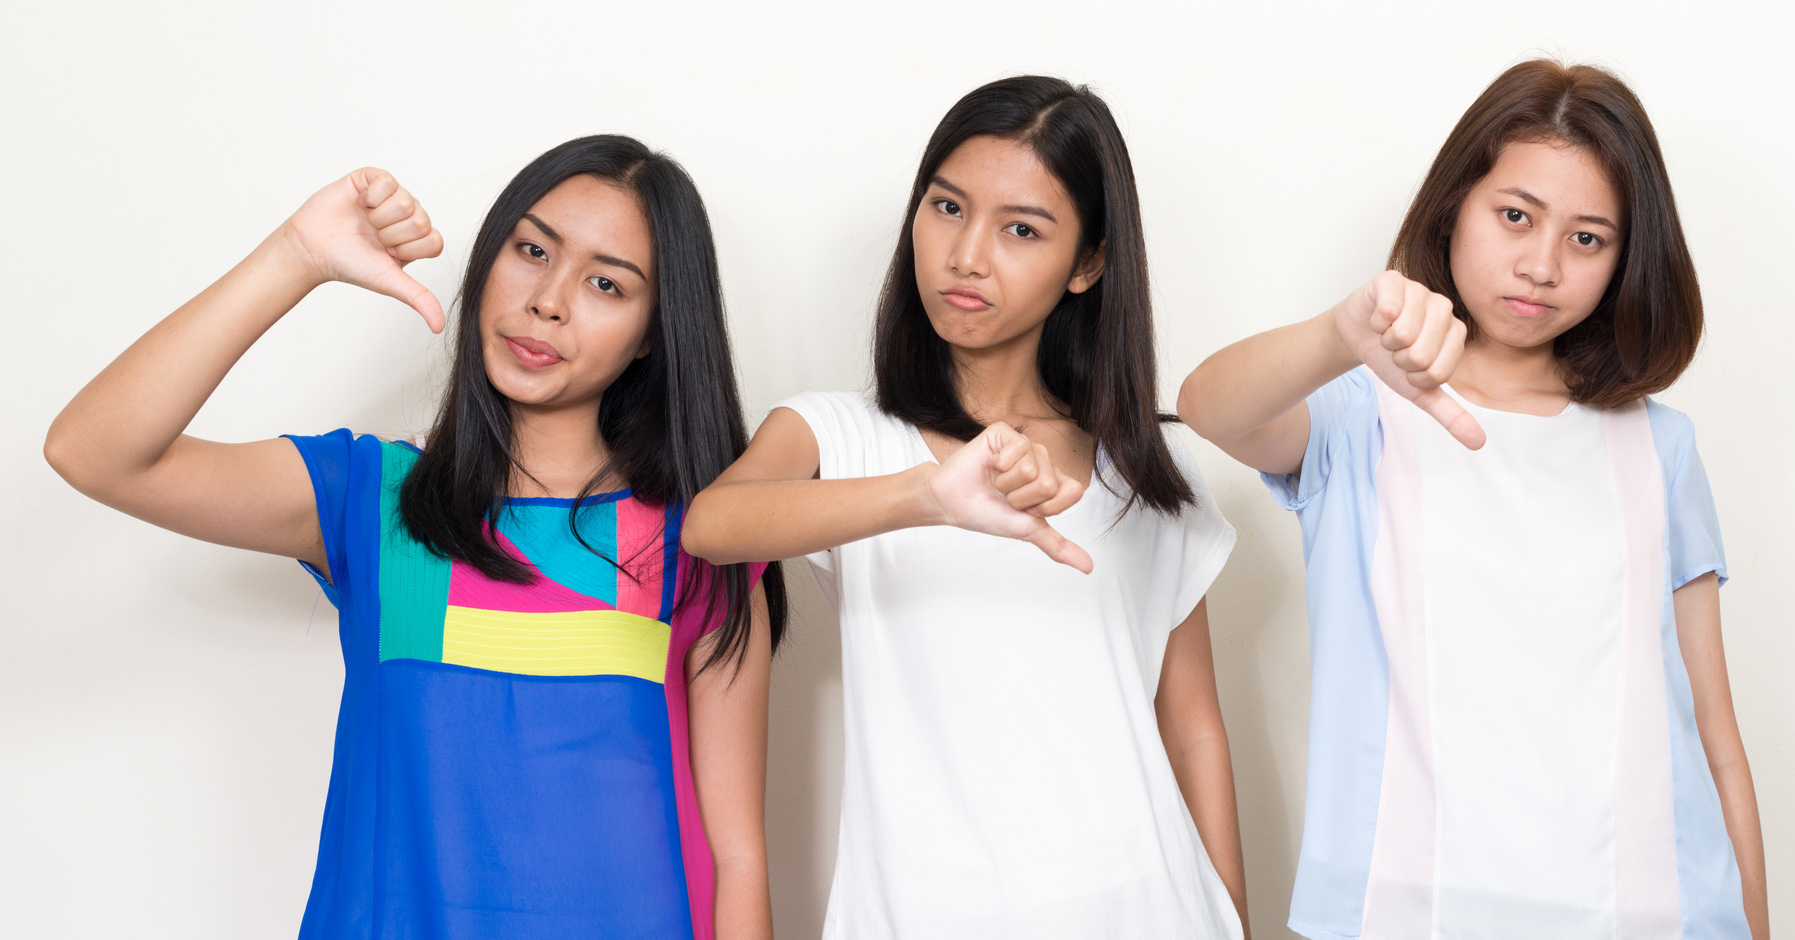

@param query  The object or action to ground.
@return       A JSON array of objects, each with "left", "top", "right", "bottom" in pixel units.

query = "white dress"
[{"left": 776, "top": 391, "right": 1243, "bottom": 940}]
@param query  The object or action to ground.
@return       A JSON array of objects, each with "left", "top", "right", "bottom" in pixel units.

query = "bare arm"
[
  {"left": 1673, "top": 572, "right": 1768, "bottom": 938},
  {"left": 686, "top": 586, "right": 775, "bottom": 940},
  {"left": 1155, "top": 598, "right": 1250, "bottom": 937},
  {"left": 683, "top": 406, "right": 1092, "bottom": 572},
  {"left": 1177, "top": 272, "right": 1482, "bottom": 476},
  {"left": 43, "top": 169, "right": 443, "bottom": 579}
]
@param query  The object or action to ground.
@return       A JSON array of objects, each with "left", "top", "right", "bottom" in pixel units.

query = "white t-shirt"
[{"left": 776, "top": 391, "right": 1243, "bottom": 940}]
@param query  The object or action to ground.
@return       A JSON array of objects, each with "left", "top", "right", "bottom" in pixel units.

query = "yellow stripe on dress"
[{"left": 440, "top": 606, "right": 670, "bottom": 681}]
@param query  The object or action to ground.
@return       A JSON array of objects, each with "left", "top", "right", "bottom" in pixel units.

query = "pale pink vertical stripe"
[
  {"left": 615, "top": 498, "right": 666, "bottom": 620},
  {"left": 1604, "top": 402, "right": 1682, "bottom": 938},
  {"left": 1360, "top": 376, "right": 1438, "bottom": 939}
]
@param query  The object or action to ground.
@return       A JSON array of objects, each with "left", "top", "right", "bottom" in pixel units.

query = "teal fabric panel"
[
  {"left": 377, "top": 442, "right": 451, "bottom": 663},
  {"left": 495, "top": 498, "right": 620, "bottom": 604}
]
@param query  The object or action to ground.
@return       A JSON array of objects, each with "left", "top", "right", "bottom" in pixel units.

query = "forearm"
[
  {"left": 1178, "top": 731, "right": 1250, "bottom": 937},
  {"left": 45, "top": 226, "right": 317, "bottom": 492},
  {"left": 684, "top": 465, "right": 943, "bottom": 564},
  {"left": 711, "top": 851, "right": 773, "bottom": 940},
  {"left": 1178, "top": 310, "right": 1355, "bottom": 444},
  {"left": 1710, "top": 750, "right": 1769, "bottom": 938}
]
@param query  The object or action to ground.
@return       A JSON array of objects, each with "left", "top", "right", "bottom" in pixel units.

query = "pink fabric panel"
[
  {"left": 1360, "top": 377, "right": 1438, "bottom": 938},
  {"left": 1604, "top": 402, "right": 1682, "bottom": 938},
  {"left": 665, "top": 557, "right": 770, "bottom": 940},
  {"left": 446, "top": 529, "right": 614, "bottom": 613},
  {"left": 616, "top": 499, "right": 667, "bottom": 619}
]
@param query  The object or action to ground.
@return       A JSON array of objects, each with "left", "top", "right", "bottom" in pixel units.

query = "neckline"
[
  {"left": 504, "top": 489, "right": 633, "bottom": 508},
  {"left": 1444, "top": 382, "right": 1577, "bottom": 420}
]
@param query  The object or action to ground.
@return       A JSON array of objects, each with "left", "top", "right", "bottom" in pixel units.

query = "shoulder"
[
  {"left": 770, "top": 390, "right": 910, "bottom": 443},
  {"left": 283, "top": 429, "right": 426, "bottom": 500},
  {"left": 1151, "top": 425, "right": 1235, "bottom": 532},
  {"left": 771, "top": 390, "right": 880, "bottom": 424},
  {"left": 1643, "top": 397, "right": 1697, "bottom": 454}
]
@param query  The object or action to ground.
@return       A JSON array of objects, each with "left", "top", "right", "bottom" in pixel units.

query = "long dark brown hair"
[
  {"left": 874, "top": 75, "right": 1192, "bottom": 516},
  {"left": 399, "top": 135, "right": 785, "bottom": 673},
  {"left": 1389, "top": 59, "right": 1702, "bottom": 408}
]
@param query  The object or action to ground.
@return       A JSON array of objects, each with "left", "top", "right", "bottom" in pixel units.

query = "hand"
[
  {"left": 280, "top": 168, "right": 447, "bottom": 332},
  {"left": 921, "top": 423, "right": 1093, "bottom": 573},
  {"left": 1331, "top": 271, "right": 1485, "bottom": 449}
]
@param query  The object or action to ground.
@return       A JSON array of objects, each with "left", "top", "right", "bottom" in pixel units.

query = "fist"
[
  {"left": 923, "top": 422, "right": 1092, "bottom": 573},
  {"left": 1333, "top": 271, "right": 1484, "bottom": 449},
  {"left": 282, "top": 168, "right": 447, "bottom": 332}
]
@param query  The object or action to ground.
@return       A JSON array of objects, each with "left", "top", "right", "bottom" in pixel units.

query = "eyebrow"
[
  {"left": 929, "top": 176, "right": 1059, "bottom": 224},
  {"left": 520, "top": 213, "right": 648, "bottom": 280},
  {"left": 1497, "top": 187, "right": 1619, "bottom": 230}
]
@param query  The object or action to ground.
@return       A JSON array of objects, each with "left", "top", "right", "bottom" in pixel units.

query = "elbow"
[
  {"left": 680, "top": 491, "right": 737, "bottom": 565},
  {"left": 42, "top": 421, "right": 94, "bottom": 494},
  {"left": 1176, "top": 370, "right": 1219, "bottom": 442}
]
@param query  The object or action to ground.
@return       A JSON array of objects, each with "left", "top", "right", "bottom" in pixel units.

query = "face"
[
  {"left": 1448, "top": 139, "right": 1624, "bottom": 352},
  {"left": 910, "top": 135, "right": 1104, "bottom": 351},
  {"left": 479, "top": 174, "right": 655, "bottom": 411}
]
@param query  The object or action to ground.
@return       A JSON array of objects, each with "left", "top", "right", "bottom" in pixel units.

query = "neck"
[
  {"left": 1453, "top": 334, "right": 1571, "bottom": 412},
  {"left": 949, "top": 323, "right": 1061, "bottom": 424},
  {"left": 507, "top": 398, "right": 614, "bottom": 499}
]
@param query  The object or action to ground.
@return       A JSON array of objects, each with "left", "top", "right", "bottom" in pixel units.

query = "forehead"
[
  {"left": 1483, "top": 140, "right": 1621, "bottom": 220},
  {"left": 521, "top": 174, "right": 654, "bottom": 272},
  {"left": 933, "top": 135, "right": 1072, "bottom": 211}
]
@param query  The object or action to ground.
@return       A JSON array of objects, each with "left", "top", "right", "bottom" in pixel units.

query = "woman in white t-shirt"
[{"left": 683, "top": 76, "right": 1247, "bottom": 938}]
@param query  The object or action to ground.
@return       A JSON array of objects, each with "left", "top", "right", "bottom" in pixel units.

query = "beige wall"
[{"left": 2, "top": 1, "right": 1788, "bottom": 936}]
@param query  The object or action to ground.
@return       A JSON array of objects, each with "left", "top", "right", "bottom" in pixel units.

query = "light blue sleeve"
[
  {"left": 1647, "top": 401, "right": 1728, "bottom": 589},
  {"left": 1260, "top": 369, "right": 1379, "bottom": 511}
]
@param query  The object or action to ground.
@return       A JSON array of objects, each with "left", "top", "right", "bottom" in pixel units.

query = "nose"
[
  {"left": 1516, "top": 232, "right": 1561, "bottom": 288},
  {"left": 527, "top": 272, "right": 572, "bottom": 322},
  {"left": 947, "top": 224, "right": 991, "bottom": 280}
]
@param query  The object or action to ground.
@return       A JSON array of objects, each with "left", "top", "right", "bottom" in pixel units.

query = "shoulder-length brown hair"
[{"left": 1388, "top": 59, "right": 1702, "bottom": 408}]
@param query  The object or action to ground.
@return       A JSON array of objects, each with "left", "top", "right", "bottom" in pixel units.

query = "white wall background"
[{"left": 2, "top": 1, "right": 1788, "bottom": 936}]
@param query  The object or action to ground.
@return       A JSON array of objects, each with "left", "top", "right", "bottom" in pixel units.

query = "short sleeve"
[
  {"left": 282, "top": 428, "right": 359, "bottom": 604},
  {"left": 1648, "top": 403, "right": 1728, "bottom": 589},
  {"left": 766, "top": 391, "right": 865, "bottom": 597},
  {"left": 1167, "top": 438, "right": 1239, "bottom": 623},
  {"left": 1260, "top": 369, "right": 1377, "bottom": 511}
]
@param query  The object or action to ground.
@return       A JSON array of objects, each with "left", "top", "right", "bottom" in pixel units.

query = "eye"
[
  {"left": 1006, "top": 223, "right": 1037, "bottom": 239},
  {"left": 519, "top": 241, "right": 548, "bottom": 260},
  {"left": 588, "top": 275, "right": 619, "bottom": 295},
  {"left": 1502, "top": 208, "right": 1529, "bottom": 225},
  {"left": 934, "top": 198, "right": 962, "bottom": 217},
  {"left": 1571, "top": 232, "right": 1604, "bottom": 249}
]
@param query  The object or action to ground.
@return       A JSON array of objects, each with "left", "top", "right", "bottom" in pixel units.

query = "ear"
[
  {"left": 634, "top": 333, "right": 653, "bottom": 360},
  {"left": 1067, "top": 240, "right": 1106, "bottom": 294}
]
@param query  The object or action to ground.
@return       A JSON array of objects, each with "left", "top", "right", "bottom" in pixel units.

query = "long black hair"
[
  {"left": 873, "top": 76, "right": 1193, "bottom": 516},
  {"left": 400, "top": 134, "right": 784, "bottom": 673}
]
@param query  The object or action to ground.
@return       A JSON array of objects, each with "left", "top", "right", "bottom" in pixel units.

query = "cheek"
[{"left": 911, "top": 213, "right": 947, "bottom": 272}]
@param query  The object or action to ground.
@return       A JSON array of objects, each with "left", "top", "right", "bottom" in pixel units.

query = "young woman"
[
  {"left": 683, "top": 77, "right": 1248, "bottom": 938},
  {"left": 44, "top": 136, "right": 785, "bottom": 940},
  {"left": 1180, "top": 60, "right": 1768, "bottom": 939}
]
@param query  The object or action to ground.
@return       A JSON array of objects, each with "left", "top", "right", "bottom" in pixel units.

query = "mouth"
[
  {"left": 939, "top": 286, "right": 992, "bottom": 311},
  {"left": 503, "top": 334, "right": 565, "bottom": 369},
  {"left": 1502, "top": 296, "right": 1555, "bottom": 319}
]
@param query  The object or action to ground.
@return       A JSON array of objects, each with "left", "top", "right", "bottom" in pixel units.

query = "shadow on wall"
[
  {"left": 1206, "top": 480, "right": 1310, "bottom": 940},
  {"left": 766, "top": 559, "right": 844, "bottom": 938}
]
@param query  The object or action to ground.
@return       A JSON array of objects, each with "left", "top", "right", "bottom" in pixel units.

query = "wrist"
[
  {"left": 900, "top": 462, "right": 951, "bottom": 528},
  {"left": 1310, "top": 307, "right": 1361, "bottom": 373},
  {"left": 259, "top": 221, "right": 331, "bottom": 297}
]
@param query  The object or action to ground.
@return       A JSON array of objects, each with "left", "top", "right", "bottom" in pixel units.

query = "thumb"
[
  {"left": 1023, "top": 521, "right": 1093, "bottom": 574},
  {"left": 368, "top": 267, "right": 445, "bottom": 333},
  {"left": 1410, "top": 386, "right": 1486, "bottom": 450}
]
